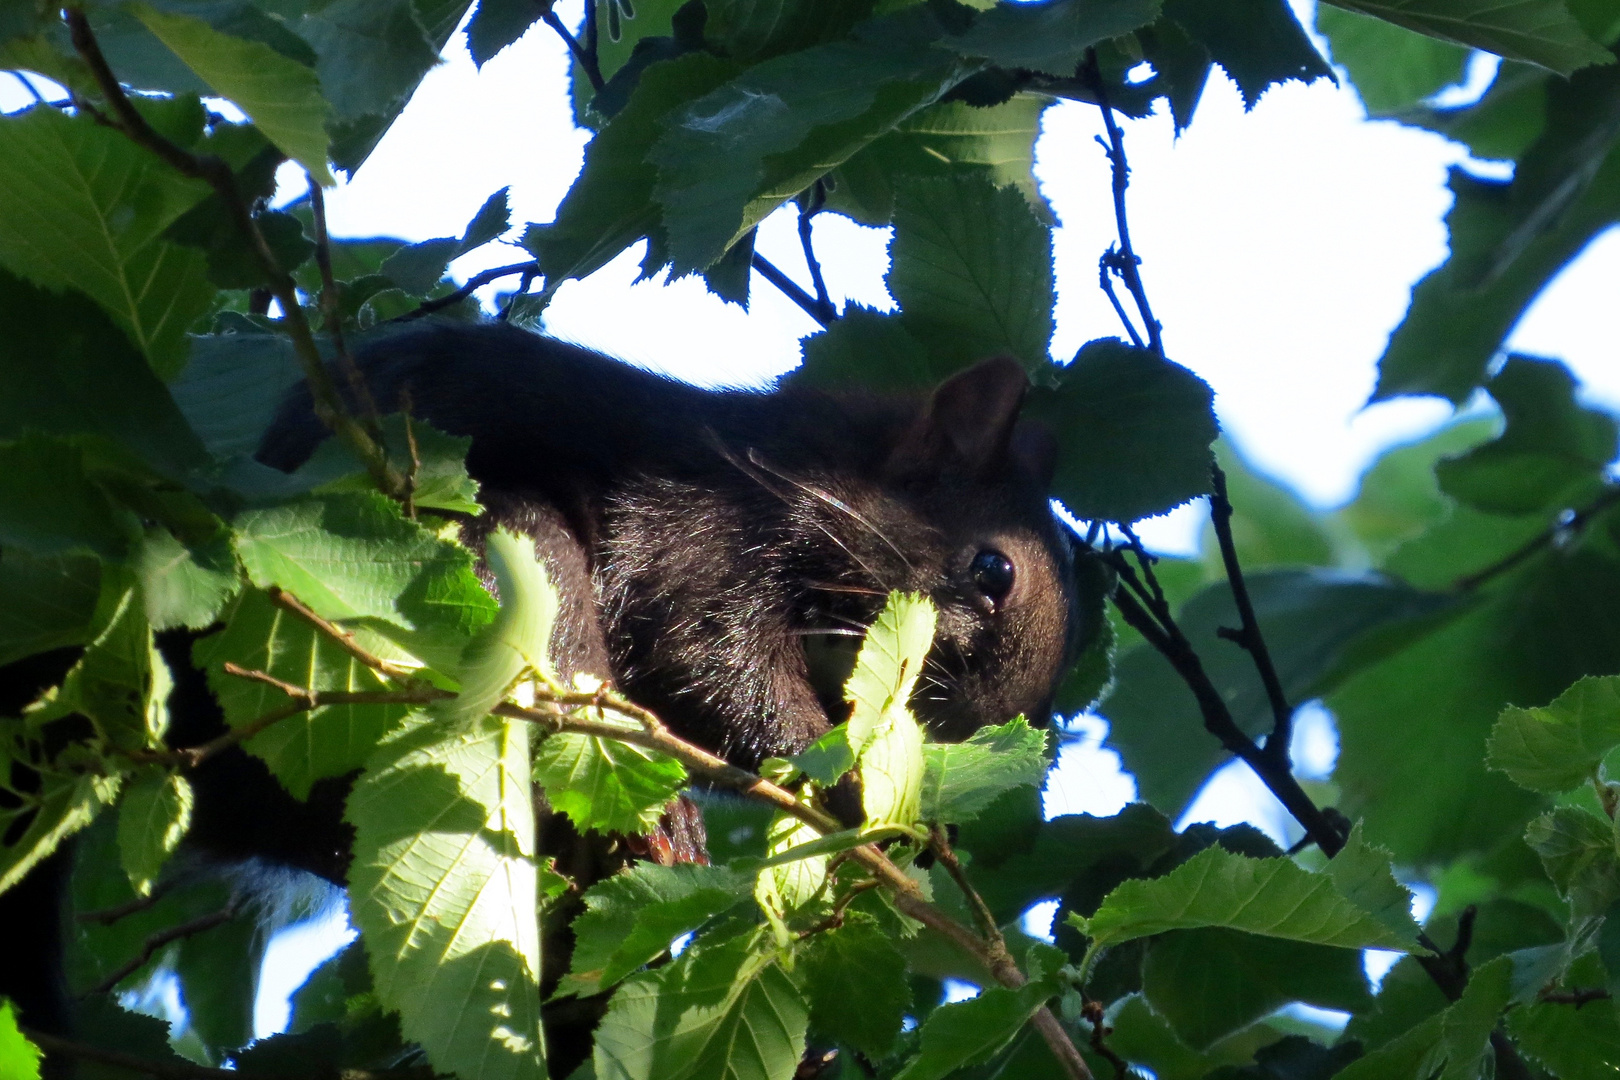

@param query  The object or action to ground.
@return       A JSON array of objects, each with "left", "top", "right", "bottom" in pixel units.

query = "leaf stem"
[
  {"left": 62, "top": 8, "right": 406, "bottom": 500},
  {"left": 540, "top": 2, "right": 606, "bottom": 94},
  {"left": 395, "top": 259, "right": 541, "bottom": 323}
]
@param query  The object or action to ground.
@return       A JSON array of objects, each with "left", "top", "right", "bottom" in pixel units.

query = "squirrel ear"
[{"left": 887, "top": 356, "right": 1030, "bottom": 478}]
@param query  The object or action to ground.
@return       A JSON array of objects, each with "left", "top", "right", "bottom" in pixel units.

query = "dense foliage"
[{"left": 0, "top": 0, "right": 1618, "bottom": 1078}]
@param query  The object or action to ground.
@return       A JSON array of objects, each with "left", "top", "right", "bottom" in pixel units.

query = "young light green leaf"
[
  {"left": 920, "top": 716, "right": 1047, "bottom": 825},
  {"left": 439, "top": 528, "right": 558, "bottom": 725},
  {"left": 0, "top": 1000, "right": 41, "bottom": 1080},
  {"left": 347, "top": 711, "right": 546, "bottom": 1080},
  {"left": 846, "top": 591, "right": 936, "bottom": 751},
  {"left": 532, "top": 729, "right": 688, "bottom": 835},
  {"left": 796, "top": 920, "right": 910, "bottom": 1058},
  {"left": 0, "top": 107, "right": 213, "bottom": 378},
  {"left": 755, "top": 804, "right": 828, "bottom": 940},
  {"left": 1073, "top": 841, "right": 1421, "bottom": 954},
  {"left": 1027, "top": 338, "right": 1219, "bottom": 523},
  {"left": 887, "top": 173, "right": 1054, "bottom": 371},
  {"left": 33, "top": 587, "right": 170, "bottom": 752},
  {"left": 1490, "top": 675, "right": 1620, "bottom": 793},
  {"left": 1320, "top": 0, "right": 1613, "bottom": 74},
  {"left": 1524, "top": 807, "right": 1620, "bottom": 919},
  {"left": 0, "top": 751, "right": 123, "bottom": 895},
  {"left": 847, "top": 593, "right": 935, "bottom": 828},
  {"left": 562, "top": 862, "right": 751, "bottom": 997},
  {"left": 791, "top": 723, "right": 856, "bottom": 786},
  {"left": 193, "top": 589, "right": 410, "bottom": 800},
  {"left": 116, "top": 768, "right": 193, "bottom": 897},
  {"left": 893, "top": 980, "right": 1055, "bottom": 1080},
  {"left": 129, "top": 4, "right": 333, "bottom": 184},
  {"left": 593, "top": 930, "right": 808, "bottom": 1080}
]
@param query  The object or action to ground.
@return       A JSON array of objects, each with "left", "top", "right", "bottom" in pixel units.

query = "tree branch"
[
  {"left": 63, "top": 8, "right": 405, "bottom": 500},
  {"left": 796, "top": 182, "right": 836, "bottom": 322},
  {"left": 395, "top": 259, "right": 541, "bottom": 323},
  {"left": 307, "top": 174, "right": 382, "bottom": 441},
  {"left": 539, "top": 3, "right": 605, "bottom": 94},
  {"left": 1208, "top": 465, "right": 1295, "bottom": 767},
  {"left": 85, "top": 902, "right": 239, "bottom": 996},
  {"left": 1452, "top": 484, "right": 1620, "bottom": 592},
  {"left": 1082, "top": 51, "right": 1162, "bottom": 357},
  {"left": 751, "top": 252, "right": 837, "bottom": 328},
  {"left": 1097, "top": 255, "right": 1143, "bottom": 349}
]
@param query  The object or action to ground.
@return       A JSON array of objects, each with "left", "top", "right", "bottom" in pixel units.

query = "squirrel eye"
[{"left": 969, "top": 549, "right": 1016, "bottom": 605}]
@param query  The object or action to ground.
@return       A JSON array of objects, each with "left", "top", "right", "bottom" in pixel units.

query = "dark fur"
[{"left": 259, "top": 321, "right": 1084, "bottom": 765}]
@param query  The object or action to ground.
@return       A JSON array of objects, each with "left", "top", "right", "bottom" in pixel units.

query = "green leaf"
[
  {"left": 174, "top": 901, "right": 260, "bottom": 1056},
  {"left": 886, "top": 173, "right": 1054, "bottom": 371},
  {"left": 1331, "top": 515, "right": 1620, "bottom": 864},
  {"left": 1027, "top": 338, "right": 1218, "bottom": 523},
  {"left": 0, "top": 548, "right": 101, "bottom": 667},
  {"left": 168, "top": 332, "right": 303, "bottom": 460},
  {"left": 347, "top": 711, "right": 546, "bottom": 1080},
  {"left": 1320, "top": 0, "right": 1613, "bottom": 74},
  {"left": 920, "top": 717, "right": 1047, "bottom": 824},
  {"left": 1373, "top": 161, "right": 1620, "bottom": 404},
  {"left": 1316, "top": 5, "right": 1470, "bottom": 114},
  {"left": 1404, "top": 60, "right": 1551, "bottom": 160},
  {"left": 1437, "top": 356, "right": 1619, "bottom": 515},
  {"left": 0, "top": 754, "right": 123, "bottom": 895},
  {"left": 1334, "top": 955, "right": 1512, "bottom": 1080},
  {"left": 381, "top": 186, "right": 512, "bottom": 294},
  {"left": 467, "top": 0, "right": 543, "bottom": 66},
  {"left": 1073, "top": 840, "right": 1420, "bottom": 953},
  {"left": 1103, "top": 569, "right": 1454, "bottom": 814},
  {"left": 133, "top": 525, "right": 239, "bottom": 632},
  {"left": 1524, "top": 807, "right": 1620, "bottom": 919},
  {"left": 828, "top": 95, "right": 1051, "bottom": 226},
  {"left": 1203, "top": 440, "right": 1339, "bottom": 572},
  {"left": 1142, "top": 929, "right": 1370, "bottom": 1049},
  {"left": 129, "top": 4, "right": 333, "bottom": 184},
  {"left": 847, "top": 592, "right": 935, "bottom": 827},
  {"left": 649, "top": 29, "right": 975, "bottom": 274},
  {"left": 0, "top": 436, "right": 129, "bottom": 559},
  {"left": 1339, "top": 417, "right": 1497, "bottom": 566},
  {"left": 593, "top": 930, "right": 808, "bottom": 1080},
  {"left": 116, "top": 768, "right": 192, "bottom": 897},
  {"left": 36, "top": 587, "right": 170, "bottom": 752},
  {"left": 1507, "top": 995, "right": 1620, "bottom": 1080},
  {"left": 192, "top": 589, "right": 409, "bottom": 800},
  {"left": 563, "top": 862, "right": 751, "bottom": 997},
  {"left": 299, "top": 0, "right": 438, "bottom": 121},
  {"left": 525, "top": 53, "right": 742, "bottom": 286},
  {"left": 0, "top": 1000, "right": 41, "bottom": 1080},
  {"left": 232, "top": 492, "right": 495, "bottom": 639},
  {"left": 532, "top": 727, "right": 688, "bottom": 835},
  {"left": 893, "top": 980, "right": 1055, "bottom": 1080},
  {"left": 440, "top": 528, "right": 558, "bottom": 724},
  {"left": 942, "top": 0, "right": 1162, "bottom": 77},
  {"left": 794, "top": 306, "right": 941, "bottom": 391},
  {"left": 0, "top": 106, "right": 213, "bottom": 379},
  {"left": 754, "top": 805, "right": 829, "bottom": 942},
  {"left": 1490, "top": 674, "right": 1620, "bottom": 793},
  {"left": 1323, "top": 825, "right": 1429, "bottom": 944},
  {"left": 797, "top": 919, "right": 910, "bottom": 1058},
  {"left": 705, "top": 0, "right": 876, "bottom": 61},
  {"left": 1480, "top": 63, "right": 1620, "bottom": 286},
  {"left": 1162, "top": 0, "right": 1331, "bottom": 108}
]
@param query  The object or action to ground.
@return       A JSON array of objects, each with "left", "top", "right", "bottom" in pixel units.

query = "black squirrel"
[
  {"left": 260, "top": 320, "right": 1085, "bottom": 767},
  {"left": 2, "top": 320, "right": 1087, "bottom": 1068}
]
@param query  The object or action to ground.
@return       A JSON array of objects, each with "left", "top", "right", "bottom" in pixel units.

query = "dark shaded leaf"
[{"left": 1163, "top": 0, "right": 1331, "bottom": 108}]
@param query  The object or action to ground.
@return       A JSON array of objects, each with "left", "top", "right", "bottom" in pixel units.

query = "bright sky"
[{"left": 6, "top": 0, "right": 1618, "bottom": 1040}]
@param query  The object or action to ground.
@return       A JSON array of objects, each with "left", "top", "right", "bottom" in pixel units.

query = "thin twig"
[
  {"left": 1082, "top": 51, "right": 1161, "bottom": 357},
  {"left": 796, "top": 183, "right": 835, "bottom": 322},
  {"left": 752, "top": 253, "right": 836, "bottom": 328},
  {"left": 77, "top": 881, "right": 175, "bottom": 925},
  {"left": 540, "top": 3, "right": 606, "bottom": 93},
  {"left": 1097, "top": 256, "right": 1143, "bottom": 349},
  {"left": 1540, "top": 987, "right": 1612, "bottom": 1007},
  {"left": 307, "top": 174, "right": 382, "bottom": 441},
  {"left": 795, "top": 880, "right": 881, "bottom": 940},
  {"left": 266, "top": 587, "right": 418, "bottom": 680},
  {"left": 395, "top": 259, "right": 539, "bottom": 322},
  {"left": 1081, "top": 999, "right": 1128, "bottom": 1080},
  {"left": 1453, "top": 484, "right": 1620, "bottom": 592},
  {"left": 63, "top": 9, "right": 404, "bottom": 500},
  {"left": 497, "top": 266, "right": 541, "bottom": 321},
  {"left": 930, "top": 824, "right": 1003, "bottom": 947},
  {"left": 399, "top": 388, "right": 421, "bottom": 520},
  {"left": 7, "top": 70, "right": 45, "bottom": 104},
  {"left": 1207, "top": 465, "right": 1295, "bottom": 767},
  {"left": 85, "top": 903, "right": 239, "bottom": 996}
]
